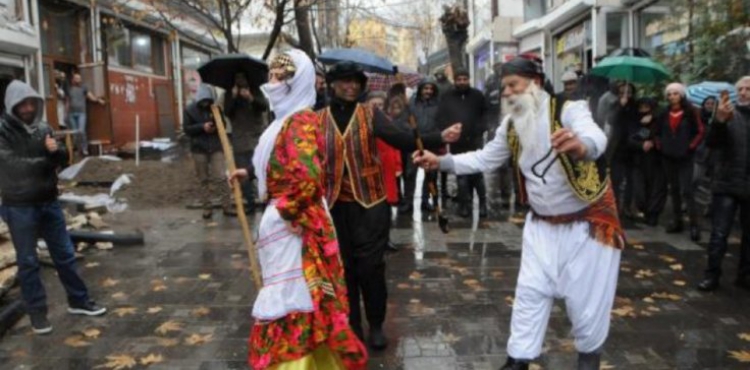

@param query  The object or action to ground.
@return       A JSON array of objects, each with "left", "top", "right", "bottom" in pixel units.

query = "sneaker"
[
  {"left": 30, "top": 313, "right": 53, "bottom": 335},
  {"left": 68, "top": 301, "right": 107, "bottom": 316}
]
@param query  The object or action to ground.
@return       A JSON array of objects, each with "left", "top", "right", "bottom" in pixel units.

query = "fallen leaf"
[
  {"left": 147, "top": 306, "right": 163, "bottom": 314},
  {"left": 64, "top": 335, "right": 92, "bottom": 347},
  {"left": 205, "top": 222, "right": 218, "bottom": 228},
  {"left": 85, "top": 262, "right": 101, "bottom": 268},
  {"left": 409, "top": 298, "right": 420, "bottom": 304},
  {"left": 643, "top": 297, "right": 655, "bottom": 303},
  {"left": 231, "top": 253, "right": 243, "bottom": 259},
  {"left": 152, "top": 284, "right": 167, "bottom": 292},
  {"left": 94, "top": 354, "right": 137, "bottom": 370},
  {"left": 670, "top": 264, "right": 683, "bottom": 271},
  {"left": 491, "top": 271, "right": 504, "bottom": 278},
  {"left": 155, "top": 338, "right": 179, "bottom": 347},
  {"left": 529, "top": 364, "right": 544, "bottom": 370},
  {"left": 614, "top": 296, "right": 632, "bottom": 305},
  {"left": 463, "top": 279, "right": 480, "bottom": 286},
  {"left": 155, "top": 320, "right": 183, "bottom": 335},
  {"left": 728, "top": 350, "right": 750, "bottom": 363},
  {"left": 558, "top": 338, "right": 576, "bottom": 353},
  {"left": 635, "top": 269, "right": 656, "bottom": 279},
  {"left": 409, "top": 271, "right": 423, "bottom": 280},
  {"left": 651, "top": 292, "right": 681, "bottom": 301},
  {"left": 198, "top": 274, "right": 212, "bottom": 280},
  {"left": 82, "top": 328, "right": 101, "bottom": 339},
  {"left": 632, "top": 244, "right": 645, "bottom": 250},
  {"left": 738, "top": 333, "right": 750, "bottom": 342},
  {"left": 113, "top": 307, "right": 137, "bottom": 317},
  {"left": 620, "top": 267, "right": 632, "bottom": 273},
  {"left": 612, "top": 305, "right": 636, "bottom": 318},
  {"left": 600, "top": 361, "right": 616, "bottom": 369},
  {"left": 639, "top": 310, "right": 653, "bottom": 317},
  {"left": 442, "top": 333, "right": 461, "bottom": 344},
  {"left": 505, "top": 296, "right": 514, "bottom": 306},
  {"left": 658, "top": 255, "right": 677, "bottom": 263},
  {"left": 191, "top": 307, "right": 211, "bottom": 317},
  {"left": 95, "top": 242, "right": 114, "bottom": 250},
  {"left": 101, "top": 278, "right": 120, "bottom": 288},
  {"left": 673, "top": 280, "right": 686, "bottom": 286},
  {"left": 396, "top": 283, "right": 410, "bottom": 289},
  {"left": 111, "top": 292, "right": 127, "bottom": 300},
  {"left": 174, "top": 277, "right": 191, "bottom": 284},
  {"left": 647, "top": 306, "right": 661, "bottom": 312},
  {"left": 139, "top": 353, "right": 164, "bottom": 366},
  {"left": 185, "top": 333, "right": 214, "bottom": 346}
]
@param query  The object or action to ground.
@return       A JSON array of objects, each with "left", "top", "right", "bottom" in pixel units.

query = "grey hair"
[{"left": 736, "top": 76, "right": 750, "bottom": 88}]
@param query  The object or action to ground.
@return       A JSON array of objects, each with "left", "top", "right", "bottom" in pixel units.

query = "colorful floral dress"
[{"left": 249, "top": 110, "right": 368, "bottom": 369}]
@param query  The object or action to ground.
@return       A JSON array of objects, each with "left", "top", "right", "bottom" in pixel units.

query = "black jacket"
[
  {"left": 0, "top": 81, "right": 67, "bottom": 206},
  {"left": 654, "top": 105, "right": 704, "bottom": 160},
  {"left": 706, "top": 105, "right": 750, "bottom": 199},
  {"left": 409, "top": 79, "right": 440, "bottom": 135},
  {"left": 183, "top": 85, "right": 223, "bottom": 154},
  {"left": 608, "top": 101, "right": 639, "bottom": 164},
  {"left": 436, "top": 87, "right": 487, "bottom": 154}
]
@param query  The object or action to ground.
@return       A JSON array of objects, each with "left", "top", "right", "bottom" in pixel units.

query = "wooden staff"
[
  {"left": 210, "top": 104, "right": 262, "bottom": 290},
  {"left": 407, "top": 114, "right": 450, "bottom": 233}
]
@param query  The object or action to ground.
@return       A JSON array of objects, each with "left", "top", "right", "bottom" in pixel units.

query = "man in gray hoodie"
[{"left": 0, "top": 81, "right": 106, "bottom": 335}]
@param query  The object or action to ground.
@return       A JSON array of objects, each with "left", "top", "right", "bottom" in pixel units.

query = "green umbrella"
[{"left": 590, "top": 56, "right": 670, "bottom": 84}]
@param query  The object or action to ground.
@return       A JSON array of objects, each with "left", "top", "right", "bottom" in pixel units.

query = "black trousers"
[
  {"left": 663, "top": 157, "right": 697, "bottom": 226},
  {"left": 705, "top": 194, "right": 750, "bottom": 279},
  {"left": 631, "top": 153, "right": 667, "bottom": 217},
  {"left": 457, "top": 173, "right": 486, "bottom": 207},
  {"left": 330, "top": 201, "right": 390, "bottom": 329},
  {"left": 610, "top": 159, "right": 634, "bottom": 212}
]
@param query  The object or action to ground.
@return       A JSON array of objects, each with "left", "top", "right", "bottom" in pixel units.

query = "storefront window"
[
  {"left": 105, "top": 23, "right": 166, "bottom": 75},
  {"left": 132, "top": 31, "right": 153, "bottom": 73},
  {"left": 106, "top": 26, "right": 131, "bottom": 67},
  {"left": 606, "top": 12, "right": 630, "bottom": 55},
  {"left": 554, "top": 20, "right": 590, "bottom": 92},
  {"left": 40, "top": 5, "right": 78, "bottom": 60},
  {"left": 637, "top": 0, "right": 685, "bottom": 57}
]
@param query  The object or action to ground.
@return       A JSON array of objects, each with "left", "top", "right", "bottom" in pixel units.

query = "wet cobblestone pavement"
[{"left": 1, "top": 178, "right": 749, "bottom": 369}]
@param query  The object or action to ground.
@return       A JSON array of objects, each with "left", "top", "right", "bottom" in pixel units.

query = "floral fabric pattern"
[{"left": 249, "top": 110, "right": 368, "bottom": 369}]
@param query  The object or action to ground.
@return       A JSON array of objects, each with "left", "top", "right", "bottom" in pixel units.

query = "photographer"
[{"left": 183, "top": 84, "right": 229, "bottom": 220}]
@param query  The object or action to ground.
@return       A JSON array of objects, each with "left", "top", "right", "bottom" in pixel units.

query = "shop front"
[
  {"left": 472, "top": 41, "right": 492, "bottom": 90},
  {"left": 552, "top": 20, "right": 592, "bottom": 91}
]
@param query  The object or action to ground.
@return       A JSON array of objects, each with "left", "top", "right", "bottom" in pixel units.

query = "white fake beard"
[{"left": 502, "top": 83, "right": 543, "bottom": 153}]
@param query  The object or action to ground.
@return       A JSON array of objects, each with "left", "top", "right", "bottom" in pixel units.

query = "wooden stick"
[{"left": 211, "top": 104, "right": 263, "bottom": 290}]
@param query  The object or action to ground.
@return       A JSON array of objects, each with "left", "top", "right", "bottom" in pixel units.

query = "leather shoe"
[
  {"left": 479, "top": 203, "right": 488, "bottom": 218},
  {"left": 499, "top": 357, "right": 529, "bottom": 370},
  {"left": 398, "top": 203, "right": 413, "bottom": 215},
  {"left": 697, "top": 277, "right": 719, "bottom": 291},
  {"left": 578, "top": 350, "right": 601, "bottom": 370},
  {"left": 368, "top": 327, "right": 387, "bottom": 350}
]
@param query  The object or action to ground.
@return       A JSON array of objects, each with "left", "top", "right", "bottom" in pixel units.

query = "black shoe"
[
  {"left": 499, "top": 357, "right": 529, "bottom": 370},
  {"left": 386, "top": 241, "right": 398, "bottom": 252},
  {"left": 398, "top": 203, "right": 413, "bottom": 215},
  {"left": 690, "top": 226, "right": 701, "bottom": 242},
  {"left": 479, "top": 203, "right": 488, "bottom": 219},
  {"left": 421, "top": 201, "right": 435, "bottom": 213},
  {"left": 30, "top": 313, "right": 52, "bottom": 335},
  {"left": 500, "top": 198, "right": 511, "bottom": 209},
  {"left": 578, "top": 351, "right": 601, "bottom": 370},
  {"left": 368, "top": 326, "right": 388, "bottom": 350},
  {"left": 697, "top": 277, "right": 720, "bottom": 291},
  {"left": 735, "top": 276, "right": 750, "bottom": 290},
  {"left": 666, "top": 222, "right": 684, "bottom": 234},
  {"left": 202, "top": 209, "right": 213, "bottom": 220},
  {"left": 68, "top": 301, "right": 107, "bottom": 316}
]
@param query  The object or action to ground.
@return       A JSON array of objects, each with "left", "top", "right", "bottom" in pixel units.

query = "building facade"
[
  {"left": 466, "top": 0, "right": 523, "bottom": 89},
  {"left": 0, "top": 0, "right": 40, "bottom": 113}
]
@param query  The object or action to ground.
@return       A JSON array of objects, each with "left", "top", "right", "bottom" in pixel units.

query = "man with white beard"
[{"left": 414, "top": 56, "right": 624, "bottom": 370}]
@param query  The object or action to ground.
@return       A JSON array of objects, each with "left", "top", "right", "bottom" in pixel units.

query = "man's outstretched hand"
[
  {"left": 441, "top": 123, "right": 462, "bottom": 143},
  {"left": 551, "top": 128, "right": 587, "bottom": 160},
  {"left": 413, "top": 150, "right": 441, "bottom": 171}
]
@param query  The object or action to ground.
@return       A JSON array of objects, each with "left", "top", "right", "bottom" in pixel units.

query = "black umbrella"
[
  {"left": 198, "top": 53, "right": 268, "bottom": 90},
  {"left": 318, "top": 48, "right": 395, "bottom": 74}
]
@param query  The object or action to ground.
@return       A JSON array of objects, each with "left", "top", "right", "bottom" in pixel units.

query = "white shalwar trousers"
[{"left": 507, "top": 214, "right": 621, "bottom": 360}]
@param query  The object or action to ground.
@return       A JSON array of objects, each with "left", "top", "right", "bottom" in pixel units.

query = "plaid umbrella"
[{"left": 366, "top": 70, "right": 423, "bottom": 92}]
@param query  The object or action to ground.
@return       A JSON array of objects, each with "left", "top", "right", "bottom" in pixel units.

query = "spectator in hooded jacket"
[
  {"left": 436, "top": 68, "right": 488, "bottom": 218},
  {"left": 654, "top": 82, "right": 705, "bottom": 241}
]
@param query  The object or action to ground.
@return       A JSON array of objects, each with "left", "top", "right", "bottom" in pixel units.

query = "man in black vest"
[{"left": 697, "top": 76, "right": 750, "bottom": 291}]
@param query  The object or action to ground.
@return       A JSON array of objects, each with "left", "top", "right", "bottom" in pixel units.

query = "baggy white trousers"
[{"left": 506, "top": 214, "right": 621, "bottom": 360}]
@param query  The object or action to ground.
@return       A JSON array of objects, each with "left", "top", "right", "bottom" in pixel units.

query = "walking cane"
[
  {"left": 210, "top": 105, "right": 262, "bottom": 290},
  {"left": 407, "top": 114, "right": 450, "bottom": 234}
]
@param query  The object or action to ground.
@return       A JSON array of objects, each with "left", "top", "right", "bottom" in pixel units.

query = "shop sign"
[{"left": 556, "top": 25, "right": 585, "bottom": 55}]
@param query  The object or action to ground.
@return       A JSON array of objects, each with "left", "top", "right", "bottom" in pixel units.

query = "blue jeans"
[
  {"left": 68, "top": 112, "right": 88, "bottom": 153},
  {"left": 0, "top": 202, "right": 90, "bottom": 314}
]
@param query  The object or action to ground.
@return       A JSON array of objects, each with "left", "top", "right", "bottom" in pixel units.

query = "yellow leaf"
[
  {"left": 409, "top": 271, "right": 423, "bottom": 280},
  {"left": 728, "top": 350, "right": 750, "bottom": 363},
  {"left": 147, "top": 306, "right": 163, "bottom": 314},
  {"left": 658, "top": 255, "right": 677, "bottom": 263},
  {"left": 86, "top": 262, "right": 101, "bottom": 268},
  {"left": 442, "top": 333, "right": 461, "bottom": 344},
  {"left": 191, "top": 307, "right": 211, "bottom": 317},
  {"left": 231, "top": 253, "right": 243, "bottom": 259},
  {"left": 155, "top": 338, "right": 179, "bottom": 347},
  {"left": 113, "top": 307, "right": 137, "bottom": 317},
  {"left": 491, "top": 271, "right": 504, "bottom": 278},
  {"left": 639, "top": 310, "right": 653, "bottom": 317},
  {"left": 635, "top": 269, "right": 656, "bottom": 278},
  {"left": 139, "top": 353, "right": 164, "bottom": 366},
  {"left": 643, "top": 297, "right": 655, "bottom": 303},
  {"left": 198, "top": 274, "right": 212, "bottom": 280},
  {"left": 651, "top": 292, "right": 681, "bottom": 301},
  {"left": 463, "top": 279, "right": 480, "bottom": 286},
  {"left": 505, "top": 296, "right": 514, "bottom": 306},
  {"left": 64, "top": 335, "right": 92, "bottom": 347},
  {"left": 111, "top": 292, "right": 127, "bottom": 300},
  {"left": 101, "top": 278, "right": 120, "bottom": 288},
  {"left": 600, "top": 361, "right": 616, "bottom": 369},
  {"left": 155, "top": 320, "right": 183, "bottom": 335},
  {"left": 174, "top": 277, "right": 191, "bottom": 284},
  {"left": 620, "top": 267, "right": 632, "bottom": 272},
  {"left": 738, "top": 333, "right": 750, "bottom": 342},
  {"left": 612, "top": 305, "right": 636, "bottom": 318},
  {"left": 670, "top": 264, "right": 683, "bottom": 271},
  {"left": 185, "top": 333, "right": 214, "bottom": 346},
  {"left": 396, "top": 283, "right": 410, "bottom": 289},
  {"left": 647, "top": 306, "right": 661, "bottom": 312},
  {"left": 152, "top": 284, "right": 167, "bottom": 292},
  {"left": 529, "top": 364, "right": 544, "bottom": 370},
  {"left": 82, "top": 328, "right": 101, "bottom": 339},
  {"left": 673, "top": 280, "right": 686, "bottom": 286},
  {"left": 94, "top": 354, "right": 137, "bottom": 370},
  {"left": 632, "top": 244, "right": 645, "bottom": 250}
]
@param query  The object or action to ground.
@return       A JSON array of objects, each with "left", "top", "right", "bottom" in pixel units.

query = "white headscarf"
[{"left": 252, "top": 49, "right": 316, "bottom": 200}]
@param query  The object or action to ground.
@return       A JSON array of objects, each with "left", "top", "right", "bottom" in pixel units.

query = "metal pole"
[{"left": 135, "top": 114, "right": 140, "bottom": 167}]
